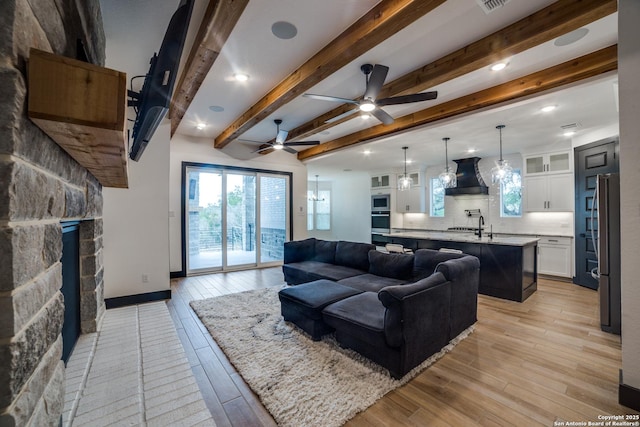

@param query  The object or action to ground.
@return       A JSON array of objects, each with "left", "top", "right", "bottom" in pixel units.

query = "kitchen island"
[{"left": 382, "top": 231, "right": 539, "bottom": 302}]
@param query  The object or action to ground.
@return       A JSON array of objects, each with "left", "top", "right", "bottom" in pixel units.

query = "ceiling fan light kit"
[
  {"left": 490, "top": 124, "right": 514, "bottom": 184},
  {"left": 398, "top": 146, "right": 413, "bottom": 191},
  {"left": 304, "top": 63, "right": 437, "bottom": 126},
  {"left": 439, "top": 137, "right": 457, "bottom": 188},
  {"left": 248, "top": 119, "right": 320, "bottom": 154}
]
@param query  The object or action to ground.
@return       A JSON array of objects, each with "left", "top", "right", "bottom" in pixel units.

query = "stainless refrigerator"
[{"left": 591, "top": 173, "right": 621, "bottom": 335}]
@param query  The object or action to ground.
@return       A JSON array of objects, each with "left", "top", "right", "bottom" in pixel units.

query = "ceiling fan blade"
[
  {"left": 370, "top": 108, "right": 394, "bottom": 125},
  {"left": 363, "top": 64, "right": 389, "bottom": 101},
  {"left": 284, "top": 141, "right": 320, "bottom": 146},
  {"left": 276, "top": 129, "right": 289, "bottom": 144},
  {"left": 283, "top": 146, "right": 297, "bottom": 154},
  {"left": 325, "top": 108, "right": 359, "bottom": 123},
  {"left": 377, "top": 91, "right": 438, "bottom": 106},
  {"left": 238, "top": 139, "right": 267, "bottom": 146},
  {"left": 252, "top": 144, "right": 274, "bottom": 153},
  {"left": 303, "top": 94, "right": 359, "bottom": 104}
]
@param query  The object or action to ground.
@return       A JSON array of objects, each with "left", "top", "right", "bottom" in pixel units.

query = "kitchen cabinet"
[
  {"left": 397, "top": 172, "right": 420, "bottom": 187},
  {"left": 524, "top": 173, "right": 573, "bottom": 212},
  {"left": 524, "top": 151, "right": 572, "bottom": 175},
  {"left": 371, "top": 174, "right": 391, "bottom": 189},
  {"left": 538, "top": 236, "right": 572, "bottom": 278},
  {"left": 396, "top": 186, "right": 425, "bottom": 213}
]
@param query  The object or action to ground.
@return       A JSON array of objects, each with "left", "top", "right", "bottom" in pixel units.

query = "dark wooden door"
[{"left": 574, "top": 138, "right": 619, "bottom": 289}]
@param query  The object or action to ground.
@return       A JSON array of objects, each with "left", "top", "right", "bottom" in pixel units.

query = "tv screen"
[{"left": 129, "top": 0, "right": 194, "bottom": 161}]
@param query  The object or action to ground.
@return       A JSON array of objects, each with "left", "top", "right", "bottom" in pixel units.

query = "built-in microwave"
[{"left": 371, "top": 194, "right": 391, "bottom": 211}]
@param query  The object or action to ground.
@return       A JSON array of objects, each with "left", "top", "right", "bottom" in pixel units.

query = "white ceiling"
[{"left": 100, "top": 0, "right": 619, "bottom": 179}]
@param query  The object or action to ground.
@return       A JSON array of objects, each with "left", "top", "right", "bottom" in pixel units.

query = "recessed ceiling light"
[
  {"left": 554, "top": 27, "right": 589, "bottom": 47},
  {"left": 541, "top": 105, "right": 557, "bottom": 113},
  {"left": 490, "top": 62, "right": 508, "bottom": 71},
  {"left": 363, "top": 150, "right": 371, "bottom": 155},
  {"left": 209, "top": 105, "right": 224, "bottom": 112},
  {"left": 272, "top": 21, "right": 297, "bottom": 40},
  {"left": 467, "top": 148, "right": 477, "bottom": 153},
  {"left": 233, "top": 73, "right": 249, "bottom": 82},
  {"left": 563, "top": 131, "right": 576, "bottom": 137},
  {"left": 196, "top": 123, "right": 206, "bottom": 130}
]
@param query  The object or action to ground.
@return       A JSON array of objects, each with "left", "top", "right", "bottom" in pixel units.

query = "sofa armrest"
[
  {"left": 283, "top": 238, "right": 316, "bottom": 263},
  {"left": 378, "top": 272, "right": 446, "bottom": 306}
]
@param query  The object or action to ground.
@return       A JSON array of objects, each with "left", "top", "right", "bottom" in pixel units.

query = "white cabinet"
[
  {"left": 397, "top": 172, "right": 420, "bottom": 187},
  {"left": 371, "top": 174, "right": 391, "bottom": 189},
  {"left": 396, "top": 186, "right": 425, "bottom": 213},
  {"left": 524, "top": 151, "right": 572, "bottom": 175},
  {"left": 524, "top": 173, "right": 573, "bottom": 212},
  {"left": 538, "top": 236, "right": 573, "bottom": 278}
]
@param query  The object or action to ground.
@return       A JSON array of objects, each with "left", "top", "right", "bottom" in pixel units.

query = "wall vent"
[
  {"left": 561, "top": 123, "right": 580, "bottom": 130},
  {"left": 475, "top": 0, "right": 511, "bottom": 14}
]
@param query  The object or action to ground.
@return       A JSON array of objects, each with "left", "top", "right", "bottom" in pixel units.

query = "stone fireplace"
[{"left": 0, "top": 0, "right": 106, "bottom": 425}]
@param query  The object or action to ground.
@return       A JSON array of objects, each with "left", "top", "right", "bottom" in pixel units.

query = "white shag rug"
[{"left": 190, "top": 286, "right": 473, "bottom": 427}]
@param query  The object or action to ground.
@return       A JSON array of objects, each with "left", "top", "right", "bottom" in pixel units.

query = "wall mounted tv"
[{"left": 128, "top": 0, "right": 194, "bottom": 161}]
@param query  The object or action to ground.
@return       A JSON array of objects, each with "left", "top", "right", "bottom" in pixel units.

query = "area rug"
[{"left": 190, "top": 286, "right": 473, "bottom": 427}]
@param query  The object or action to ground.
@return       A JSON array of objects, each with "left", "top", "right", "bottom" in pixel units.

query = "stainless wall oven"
[{"left": 371, "top": 210, "right": 391, "bottom": 234}]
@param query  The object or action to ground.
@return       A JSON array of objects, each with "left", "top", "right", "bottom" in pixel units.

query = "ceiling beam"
[
  {"left": 285, "top": 0, "right": 617, "bottom": 142},
  {"left": 169, "top": 0, "right": 249, "bottom": 136},
  {"left": 297, "top": 45, "right": 617, "bottom": 161},
  {"left": 213, "top": 0, "right": 448, "bottom": 149}
]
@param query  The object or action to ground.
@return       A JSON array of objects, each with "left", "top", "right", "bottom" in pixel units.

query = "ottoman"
[{"left": 278, "top": 279, "right": 363, "bottom": 340}]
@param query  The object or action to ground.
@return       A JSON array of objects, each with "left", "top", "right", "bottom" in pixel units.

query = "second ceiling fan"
[
  {"left": 303, "top": 63, "right": 438, "bottom": 125},
  {"left": 250, "top": 119, "right": 320, "bottom": 154}
]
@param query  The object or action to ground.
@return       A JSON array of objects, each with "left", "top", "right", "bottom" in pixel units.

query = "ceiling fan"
[
  {"left": 303, "top": 63, "right": 438, "bottom": 125},
  {"left": 247, "top": 119, "right": 320, "bottom": 154}
]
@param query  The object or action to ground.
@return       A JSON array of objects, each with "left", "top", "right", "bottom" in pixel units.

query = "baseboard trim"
[
  {"left": 619, "top": 370, "right": 640, "bottom": 411},
  {"left": 170, "top": 271, "right": 185, "bottom": 279},
  {"left": 105, "top": 290, "right": 172, "bottom": 309}
]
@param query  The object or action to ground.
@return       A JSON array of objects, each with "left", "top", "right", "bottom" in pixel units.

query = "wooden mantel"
[{"left": 27, "top": 48, "right": 129, "bottom": 188}]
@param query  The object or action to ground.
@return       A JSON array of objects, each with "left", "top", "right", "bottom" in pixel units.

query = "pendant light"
[
  {"left": 397, "top": 146, "right": 412, "bottom": 191},
  {"left": 491, "top": 124, "right": 513, "bottom": 184},
  {"left": 309, "top": 175, "right": 325, "bottom": 201},
  {"left": 438, "top": 137, "right": 456, "bottom": 188}
]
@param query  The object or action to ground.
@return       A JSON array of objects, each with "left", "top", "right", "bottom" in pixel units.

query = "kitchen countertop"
[{"left": 384, "top": 231, "right": 539, "bottom": 246}]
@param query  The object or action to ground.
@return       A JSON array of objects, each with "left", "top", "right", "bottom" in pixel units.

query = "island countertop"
[{"left": 383, "top": 231, "right": 539, "bottom": 247}]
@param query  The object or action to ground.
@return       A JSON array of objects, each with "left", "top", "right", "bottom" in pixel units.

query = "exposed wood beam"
[
  {"left": 285, "top": 0, "right": 617, "bottom": 142},
  {"left": 169, "top": 0, "right": 249, "bottom": 136},
  {"left": 297, "top": 45, "right": 618, "bottom": 161},
  {"left": 213, "top": 0, "right": 447, "bottom": 149}
]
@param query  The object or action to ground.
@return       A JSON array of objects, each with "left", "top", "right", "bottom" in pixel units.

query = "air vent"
[
  {"left": 475, "top": 0, "right": 511, "bottom": 14},
  {"left": 560, "top": 123, "right": 580, "bottom": 130}
]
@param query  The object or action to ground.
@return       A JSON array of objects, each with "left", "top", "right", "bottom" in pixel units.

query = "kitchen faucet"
[{"left": 478, "top": 215, "right": 485, "bottom": 239}]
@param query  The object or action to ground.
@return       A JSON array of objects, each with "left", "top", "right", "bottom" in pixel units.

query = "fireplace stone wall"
[{"left": 0, "top": 0, "right": 106, "bottom": 425}]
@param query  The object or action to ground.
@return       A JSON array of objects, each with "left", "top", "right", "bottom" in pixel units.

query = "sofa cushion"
[
  {"left": 313, "top": 240, "right": 337, "bottom": 263},
  {"left": 335, "top": 241, "right": 376, "bottom": 271},
  {"left": 283, "top": 238, "right": 316, "bottom": 263},
  {"left": 322, "top": 292, "right": 388, "bottom": 348},
  {"left": 368, "top": 250, "right": 415, "bottom": 280},
  {"left": 378, "top": 272, "right": 447, "bottom": 306},
  {"left": 413, "top": 249, "right": 464, "bottom": 280},
  {"left": 338, "top": 274, "right": 406, "bottom": 293}
]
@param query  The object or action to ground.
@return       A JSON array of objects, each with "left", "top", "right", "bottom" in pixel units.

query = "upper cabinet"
[
  {"left": 371, "top": 174, "right": 392, "bottom": 189},
  {"left": 524, "top": 151, "right": 572, "bottom": 176},
  {"left": 397, "top": 172, "right": 420, "bottom": 187},
  {"left": 396, "top": 171, "right": 425, "bottom": 213}
]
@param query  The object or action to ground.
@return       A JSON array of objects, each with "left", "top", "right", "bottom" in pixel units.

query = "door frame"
[{"left": 179, "top": 162, "right": 293, "bottom": 277}]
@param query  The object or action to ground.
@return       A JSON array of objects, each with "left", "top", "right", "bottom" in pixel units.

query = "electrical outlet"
[{"left": 141, "top": 274, "right": 149, "bottom": 283}]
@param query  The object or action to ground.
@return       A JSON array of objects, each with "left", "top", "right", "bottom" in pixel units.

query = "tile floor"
[{"left": 63, "top": 302, "right": 215, "bottom": 426}]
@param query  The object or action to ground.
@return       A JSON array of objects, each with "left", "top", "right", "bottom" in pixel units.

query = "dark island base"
[{"left": 385, "top": 236, "right": 538, "bottom": 303}]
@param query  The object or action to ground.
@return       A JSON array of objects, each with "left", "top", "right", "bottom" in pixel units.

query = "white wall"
[
  {"left": 394, "top": 153, "right": 574, "bottom": 237},
  {"left": 619, "top": 0, "right": 640, "bottom": 392},
  {"left": 103, "top": 123, "right": 171, "bottom": 298},
  {"left": 308, "top": 172, "right": 371, "bottom": 243},
  {"left": 169, "top": 134, "right": 308, "bottom": 272}
]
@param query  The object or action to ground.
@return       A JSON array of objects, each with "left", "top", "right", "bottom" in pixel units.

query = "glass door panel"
[
  {"left": 259, "top": 175, "right": 287, "bottom": 264},
  {"left": 226, "top": 173, "right": 256, "bottom": 267},
  {"left": 187, "top": 168, "right": 222, "bottom": 273}
]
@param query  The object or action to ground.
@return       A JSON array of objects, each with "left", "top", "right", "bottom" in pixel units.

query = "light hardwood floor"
[{"left": 168, "top": 268, "right": 638, "bottom": 426}]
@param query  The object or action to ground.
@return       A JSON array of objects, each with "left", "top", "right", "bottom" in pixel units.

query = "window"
[
  {"left": 501, "top": 169, "right": 522, "bottom": 217},
  {"left": 307, "top": 190, "right": 331, "bottom": 231},
  {"left": 430, "top": 178, "right": 445, "bottom": 217}
]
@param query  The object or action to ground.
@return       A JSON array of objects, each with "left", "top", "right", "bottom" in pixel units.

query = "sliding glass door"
[{"left": 185, "top": 165, "right": 289, "bottom": 275}]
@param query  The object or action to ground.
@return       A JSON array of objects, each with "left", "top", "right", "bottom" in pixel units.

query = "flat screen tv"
[{"left": 128, "top": 0, "right": 194, "bottom": 161}]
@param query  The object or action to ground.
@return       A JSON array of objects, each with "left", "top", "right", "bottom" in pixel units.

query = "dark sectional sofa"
[{"left": 280, "top": 238, "right": 480, "bottom": 378}]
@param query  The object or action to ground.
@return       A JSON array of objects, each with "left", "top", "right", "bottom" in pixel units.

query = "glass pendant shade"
[
  {"left": 398, "top": 146, "right": 412, "bottom": 191},
  {"left": 439, "top": 137, "right": 456, "bottom": 188},
  {"left": 490, "top": 125, "right": 513, "bottom": 184},
  {"left": 309, "top": 175, "right": 325, "bottom": 201}
]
